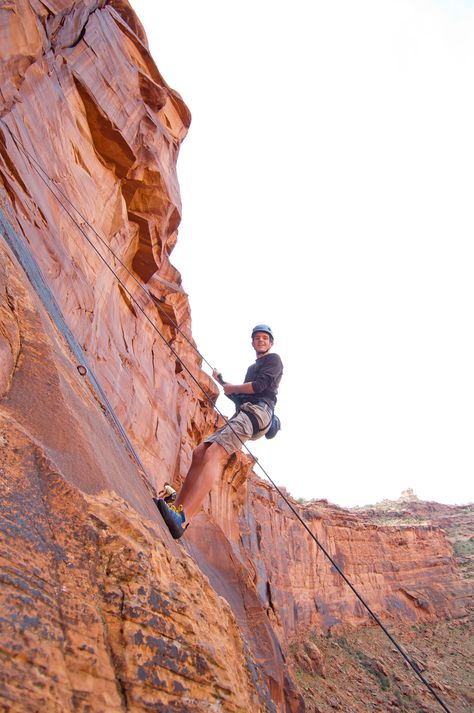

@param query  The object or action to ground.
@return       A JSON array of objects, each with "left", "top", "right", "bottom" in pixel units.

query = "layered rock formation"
[
  {"left": 198, "top": 482, "right": 470, "bottom": 641},
  {"left": 289, "top": 498, "right": 474, "bottom": 712},
  {"left": 353, "top": 493, "right": 474, "bottom": 580},
  {"left": 0, "top": 2, "right": 471, "bottom": 712}
]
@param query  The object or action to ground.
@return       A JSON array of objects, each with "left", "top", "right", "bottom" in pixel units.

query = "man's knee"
[
  {"left": 191, "top": 442, "right": 210, "bottom": 466},
  {"left": 192, "top": 441, "right": 228, "bottom": 468},
  {"left": 207, "top": 441, "right": 229, "bottom": 465},
  {"left": 202, "top": 441, "right": 228, "bottom": 464}
]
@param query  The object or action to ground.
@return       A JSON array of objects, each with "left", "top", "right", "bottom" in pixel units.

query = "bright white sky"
[{"left": 131, "top": 0, "right": 473, "bottom": 507}]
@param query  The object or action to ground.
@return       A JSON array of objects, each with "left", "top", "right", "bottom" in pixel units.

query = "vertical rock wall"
[
  {"left": 0, "top": 236, "right": 285, "bottom": 711},
  {"left": 0, "top": 2, "right": 303, "bottom": 710},
  {"left": 0, "top": 0, "right": 214, "bottom": 493},
  {"left": 0, "top": 2, "right": 470, "bottom": 712}
]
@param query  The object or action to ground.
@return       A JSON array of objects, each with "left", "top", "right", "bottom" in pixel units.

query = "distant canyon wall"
[{"left": 189, "top": 476, "right": 470, "bottom": 645}]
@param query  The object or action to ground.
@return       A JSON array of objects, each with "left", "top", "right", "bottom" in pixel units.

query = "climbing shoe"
[{"left": 154, "top": 498, "right": 187, "bottom": 540}]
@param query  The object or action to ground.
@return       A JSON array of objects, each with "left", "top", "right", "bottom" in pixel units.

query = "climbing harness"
[
  {"left": 239, "top": 405, "right": 280, "bottom": 440},
  {"left": 216, "top": 371, "right": 279, "bottom": 439},
  {"left": 216, "top": 370, "right": 281, "bottom": 440},
  {"left": 0, "top": 123, "right": 453, "bottom": 713}
]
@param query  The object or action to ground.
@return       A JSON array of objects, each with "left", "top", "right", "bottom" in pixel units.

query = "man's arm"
[
  {"left": 212, "top": 368, "right": 254, "bottom": 396},
  {"left": 223, "top": 381, "right": 254, "bottom": 396},
  {"left": 219, "top": 355, "right": 283, "bottom": 396}
]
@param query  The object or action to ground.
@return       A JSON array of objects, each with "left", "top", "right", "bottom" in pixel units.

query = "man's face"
[{"left": 252, "top": 331, "right": 272, "bottom": 355}]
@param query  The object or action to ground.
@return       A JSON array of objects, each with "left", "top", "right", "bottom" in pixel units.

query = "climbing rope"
[{"left": 0, "top": 123, "right": 453, "bottom": 713}]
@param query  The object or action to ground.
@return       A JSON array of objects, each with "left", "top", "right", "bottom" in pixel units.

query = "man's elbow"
[{"left": 252, "top": 380, "right": 269, "bottom": 394}]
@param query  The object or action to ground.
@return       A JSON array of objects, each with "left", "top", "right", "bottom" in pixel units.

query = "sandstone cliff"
[
  {"left": 290, "top": 498, "right": 473, "bottom": 712},
  {"left": 353, "top": 492, "right": 474, "bottom": 580},
  {"left": 0, "top": 2, "right": 471, "bottom": 712}
]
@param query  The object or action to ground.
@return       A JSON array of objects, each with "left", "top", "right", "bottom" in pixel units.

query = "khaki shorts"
[{"left": 205, "top": 402, "right": 273, "bottom": 454}]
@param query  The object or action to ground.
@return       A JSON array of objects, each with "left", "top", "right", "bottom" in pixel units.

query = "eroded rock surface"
[
  {"left": 354, "top": 492, "right": 474, "bottom": 580},
  {"left": 0, "top": 2, "right": 471, "bottom": 712},
  {"left": 0, "top": 243, "right": 277, "bottom": 712},
  {"left": 0, "top": 431, "right": 273, "bottom": 712},
  {"left": 190, "top": 479, "right": 471, "bottom": 642}
]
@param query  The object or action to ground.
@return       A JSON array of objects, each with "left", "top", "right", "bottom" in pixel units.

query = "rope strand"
[{"left": 1, "top": 123, "right": 453, "bottom": 713}]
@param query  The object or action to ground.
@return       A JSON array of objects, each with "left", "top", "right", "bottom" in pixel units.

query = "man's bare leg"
[{"left": 175, "top": 441, "right": 228, "bottom": 521}]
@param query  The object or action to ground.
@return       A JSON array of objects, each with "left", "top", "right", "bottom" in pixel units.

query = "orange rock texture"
[
  {"left": 0, "top": 243, "right": 278, "bottom": 712},
  {"left": 0, "top": 2, "right": 471, "bottom": 712},
  {"left": 194, "top": 481, "right": 471, "bottom": 640}
]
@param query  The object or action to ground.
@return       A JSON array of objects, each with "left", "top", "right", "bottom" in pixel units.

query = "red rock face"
[
  {"left": 192, "top": 478, "right": 470, "bottom": 641},
  {"left": 0, "top": 2, "right": 470, "bottom": 712},
  {"left": 354, "top": 496, "right": 474, "bottom": 581},
  {"left": 0, "top": 242, "right": 281, "bottom": 712},
  {"left": 0, "top": 2, "right": 298, "bottom": 709},
  {"left": 0, "top": 0, "right": 213, "bottom": 491}
]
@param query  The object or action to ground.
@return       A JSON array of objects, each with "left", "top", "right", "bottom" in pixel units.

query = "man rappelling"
[{"left": 154, "top": 324, "right": 283, "bottom": 539}]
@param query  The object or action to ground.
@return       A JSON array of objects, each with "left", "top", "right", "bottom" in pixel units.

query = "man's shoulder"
[
  {"left": 262, "top": 352, "right": 283, "bottom": 367},
  {"left": 267, "top": 352, "right": 282, "bottom": 362}
]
